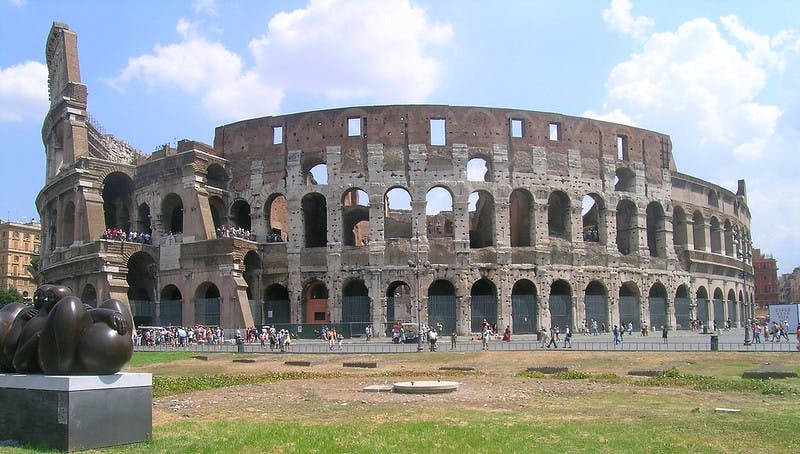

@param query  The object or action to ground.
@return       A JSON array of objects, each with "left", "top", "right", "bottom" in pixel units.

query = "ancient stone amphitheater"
[{"left": 36, "top": 23, "right": 753, "bottom": 337}]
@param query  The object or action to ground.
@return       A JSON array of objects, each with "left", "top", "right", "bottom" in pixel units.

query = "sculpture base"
[{"left": 0, "top": 373, "right": 152, "bottom": 452}]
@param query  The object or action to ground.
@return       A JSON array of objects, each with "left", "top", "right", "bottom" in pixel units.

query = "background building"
[
  {"left": 36, "top": 23, "right": 755, "bottom": 336},
  {"left": 0, "top": 220, "right": 41, "bottom": 299},
  {"left": 779, "top": 267, "right": 800, "bottom": 303},
  {"left": 752, "top": 249, "right": 779, "bottom": 309}
]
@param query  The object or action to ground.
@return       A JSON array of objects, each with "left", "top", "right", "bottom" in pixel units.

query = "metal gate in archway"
[
  {"left": 195, "top": 298, "right": 220, "bottom": 326},
  {"left": 619, "top": 296, "right": 639, "bottom": 326},
  {"left": 470, "top": 295, "right": 497, "bottom": 333},
  {"left": 648, "top": 297, "right": 667, "bottom": 330},
  {"left": 712, "top": 299, "right": 724, "bottom": 325},
  {"left": 674, "top": 297, "right": 690, "bottom": 329},
  {"left": 726, "top": 300, "right": 736, "bottom": 325},
  {"left": 512, "top": 294, "right": 537, "bottom": 334},
  {"left": 549, "top": 294, "right": 572, "bottom": 330},
  {"left": 584, "top": 295, "right": 607, "bottom": 328},
  {"left": 342, "top": 296, "right": 371, "bottom": 335},
  {"left": 696, "top": 299, "right": 709, "bottom": 324},
  {"left": 428, "top": 295, "right": 456, "bottom": 334},
  {"left": 249, "top": 300, "right": 264, "bottom": 326},
  {"left": 265, "top": 299, "right": 291, "bottom": 324}
]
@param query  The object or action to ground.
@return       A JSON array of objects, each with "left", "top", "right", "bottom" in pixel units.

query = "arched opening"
[
  {"left": 302, "top": 193, "right": 327, "bottom": 248},
  {"left": 426, "top": 186, "right": 454, "bottom": 238},
  {"left": 306, "top": 163, "right": 328, "bottom": 185},
  {"left": 384, "top": 187, "right": 412, "bottom": 239},
  {"left": 674, "top": 285, "right": 690, "bottom": 329},
  {"left": 467, "top": 157, "right": 490, "bottom": 182},
  {"left": 547, "top": 191, "right": 571, "bottom": 241},
  {"left": 723, "top": 220, "right": 734, "bottom": 256},
  {"left": 161, "top": 193, "right": 184, "bottom": 234},
  {"left": 709, "top": 217, "right": 722, "bottom": 254},
  {"left": 468, "top": 190, "right": 495, "bottom": 248},
  {"left": 386, "top": 281, "right": 412, "bottom": 325},
  {"left": 619, "top": 281, "right": 641, "bottom": 328},
  {"left": 136, "top": 203, "right": 152, "bottom": 237},
  {"left": 230, "top": 199, "right": 252, "bottom": 233},
  {"left": 584, "top": 281, "right": 608, "bottom": 330},
  {"left": 208, "top": 196, "right": 226, "bottom": 232},
  {"left": 726, "top": 288, "right": 737, "bottom": 327},
  {"left": 549, "top": 280, "right": 572, "bottom": 330},
  {"left": 672, "top": 206, "right": 687, "bottom": 255},
  {"left": 648, "top": 282, "right": 668, "bottom": 330},
  {"left": 470, "top": 278, "right": 497, "bottom": 332},
  {"left": 712, "top": 287, "right": 725, "bottom": 328},
  {"left": 243, "top": 251, "right": 261, "bottom": 323},
  {"left": 582, "top": 194, "right": 604, "bottom": 244},
  {"left": 194, "top": 282, "right": 221, "bottom": 327},
  {"left": 692, "top": 211, "right": 705, "bottom": 251},
  {"left": 509, "top": 189, "right": 533, "bottom": 247},
  {"left": 646, "top": 202, "right": 666, "bottom": 257},
  {"left": 102, "top": 172, "right": 134, "bottom": 232},
  {"left": 428, "top": 280, "right": 456, "bottom": 335},
  {"left": 512, "top": 279, "right": 537, "bottom": 334},
  {"left": 303, "top": 280, "right": 329, "bottom": 324},
  {"left": 264, "top": 284, "right": 290, "bottom": 325},
  {"left": 80, "top": 284, "right": 97, "bottom": 308},
  {"left": 696, "top": 286, "right": 710, "bottom": 327},
  {"left": 126, "top": 251, "right": 157, "bottom": 326},
  {"left": 616, "top": 199, "right": 637, "bottom": 255},
  {"left": 266, "top": 194, "right": 288, "bottom": 242},
  {"left": 160, "top": 284, "right": 183, "bottom": 327},
  {"left": 342, "top": 279, "right": 370, "bottom": 336},
  {"left": 206, "top": 163, "right": 227, "bottom": 190},
  {"left": 615, "top": 167, "right": 635, "bottom": 192},
  {"left": 63, "top": 201, "right": 75, "bottom": 246},
  {"left": 342, "top": 188, "right": 370, "bottom": 246}
]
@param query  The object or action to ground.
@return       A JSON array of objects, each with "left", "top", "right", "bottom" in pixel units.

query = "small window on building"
[
  {"left": 617, "top": 135, "right": 628, "bottom": 160},
  {"left": 510, "top": 119, "right": 523, "bottom": 138},
  {"left": 273, "top": 126, "right": 283, "bottom": 145},
  {"left": 347, "top": 117, "right": 361, "bottom": 137},
  {"left": 12, "top": 232, "right": 19, "bottom": 239},
  {"left": 23, "top": 233, "right": 29, "bottom": 240},
  {"left": 549, "top": 123, "right": 560, "bottom": 141},
  {"left": 430, "top": 119, "right": 446, "bottom": 146},
  {"left": 314, "top": 311, "right": 326, "bottom": 321}
]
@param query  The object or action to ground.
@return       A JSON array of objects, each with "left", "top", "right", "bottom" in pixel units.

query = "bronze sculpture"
[{"left": 0, "top": 284, "right": 133, "bottom": 375}]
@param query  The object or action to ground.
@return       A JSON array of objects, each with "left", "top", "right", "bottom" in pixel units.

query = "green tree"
[
  {"left": 25, "top": 255, "right": 40, "bottom": 282},
  {"left": 0, "top": 286, "right": 24, "bottom": 308}
]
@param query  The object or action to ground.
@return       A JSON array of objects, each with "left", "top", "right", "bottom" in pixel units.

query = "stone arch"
[
  {"left": 426, "top": 186, "right": 454, "bottom": 238},
  {"left": 342, "top": 188, "right": 370, "bottom": 246},
  {"left": 509, "top": 189, "right": 534, "bottom": 247},
  {"left": 726, "top": 288, "right": 738, "bottom": 326},
  {"left": 306, "top": 162, "right": 328, "bottom": 185},
  {"left": 136, "top": 203, "right": 152, "bottom": 236},
  {"left": 302, "top": 193, "right": 327, "bottom": 248},
  {"left": 206, "top": 163, "right": 227, "bottom": 190},
  {"left": 469, "top": 190, "right": 495, "bottom": 248},
  {"left": 303, "top": 279, "right": 329, "bottom": 324},
  {"left": 264, "top": 283, "right": 290, "bottom": 325},
  {"left": 582, "top": 193, "right": 605, "bottom": 244},
  {"left": 428, "top": 279, "right": 456, "bottom": 334},
  {"left": 511, "top": 279, "right": 537, "bottom": 334},
  {"left": 646, "top": 201, "right": 667, "bottom": 258},
  {"left": 674, "top": 284, "right": 691, "bottom": 329},
  {"left": 470, "top": 278, "right": 497, "bottom": 332},
  {"left": 102, "top": 171, "right": 134, "bottom": 232},
  {"left": 616, "top": 199, "right": 637, "bottom": 255},
  {"left": 243, "top": 250, "right": 261, "bottom": 305},
  {"left": 584, "top": 280, "right": 608, "bottom": 329},
  {"left": 208, "top": 196, "right": 226, "bottom": 232},
  {"left": 615, "top": 167, "right": 635, "bottom": 192},
  {"left": 672, "top": 205, "right": 688, "bottom": 254},
  {"left": 386, "top": 281, "right": 412, "bottom": 324},
  {"left": 160, "top": 284, "right": 183, "bottom": 327},
  {"left": 549, "top": 279, "right": 572, "bottom": 330},
  {"left": 648, "top": 282, "right": 668, "bottom": 330},
  {"left": 712, "top": 287, "right": 725, "bottom": 327},
  {"left": 194, "top": 282, "right": 221, "bottom": 327},
  {"left": 692, "top": 210, "right": 706, "bottom": 251},
  {"left": 723, "top": 219, "right": 734, "bottom": 256},
  {"left": 547, "top": 190, "right": 571, "bottom": 241},
  {"left": 384, "top": 187, "right": 412, "bottom": 239},
  {"left": 161, "top": 193, "right": 184, "bottom": 234},
  {"left": 695, "top": 286, "right": 710, "bottom": 327},
  {"left": 63, "top": 201, "right": 75, "bottom": 246},
  {"left": 265, "top": 193, "right": 288, "bottom": 242},
  {"left": 230, "top": 199, "right": 252, "bottom": 232},
  {"left": 80, "top": 284, "right": 97, "bottom": 308},
  {"left": 342, "top": 279, "right": 371, "bottom": 335},
  {"left": 619, "top": 281, "right": 641, "bottom": 327},
  {"left": 709, "top": 217, "right": 722, "bottom": 254},
  {"left": 127, "top": 251, "right": 157, "bottom": 326},
  {"left": 467, "top": 156, "right": 491, "bottom": 182}
]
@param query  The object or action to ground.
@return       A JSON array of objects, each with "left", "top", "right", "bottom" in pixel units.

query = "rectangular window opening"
[
  {"left": 313, "top": 311, "right": 326, "bottom": 321},
  {"left": 430, "top": 118, "right": 446, "bottom": 146},
  {"left": 347, "top": 117, "right": 361, "bottom": 137},
  {"left": 617, "top": 135, "right": 627, "bottom": 160},
  {"left": 549, "top": 123, "right": 559, "bottom": 141},
  {"left": 272, "top": 126, "right": 283, "bottom": 145},
  {"left": 510, "top": 119, "right": 523, "bottom": 138}
]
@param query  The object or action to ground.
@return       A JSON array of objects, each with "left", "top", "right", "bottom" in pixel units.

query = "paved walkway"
[{"left": 135, "top": 329, "right": 800, "bottom": 354}]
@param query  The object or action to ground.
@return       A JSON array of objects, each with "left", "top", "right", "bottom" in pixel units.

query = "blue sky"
[{"left": 1, "top": 0, "right": 799, "bottom": 274}]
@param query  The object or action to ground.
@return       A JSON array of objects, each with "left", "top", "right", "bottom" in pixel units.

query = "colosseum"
[{"left": 36, "top": 23, "right": 754, "bottom": 337}]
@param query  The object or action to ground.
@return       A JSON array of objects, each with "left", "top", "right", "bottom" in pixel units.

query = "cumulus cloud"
[
  {"left": 602, "top": 0, "right": 654, "bottom": 41},
  {"left": 0, "top": 61, "right": 48, "bottom": 122},
  {"left": 249, "top": 0, "right": 453, "bottom": 102},
  {"left": 582, "top": 108, "right": 637, "bottom": 127}
]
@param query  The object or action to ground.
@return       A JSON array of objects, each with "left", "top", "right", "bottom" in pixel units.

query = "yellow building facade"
[{"left": 0, "top": 220, "right": 41, "bottom": 299}]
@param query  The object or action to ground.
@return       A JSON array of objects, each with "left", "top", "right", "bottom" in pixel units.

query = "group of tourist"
[
  {"left": 246, "top": 326, "right": 293, "bottom": 352},
  {"left": 135, "top": 325, "right": 224, "bottom": 347},
  {"left": 216, "top": 226, "right": 255, "bottom": 241},
  {"left": 102, "top": 228, "right": 152, "bottom": 244},
  {"left": 265, "top": 232, "right": 285, "bottom": 243}
]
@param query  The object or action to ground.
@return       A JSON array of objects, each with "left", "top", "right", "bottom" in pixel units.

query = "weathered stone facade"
[{"left": 36, "top": 23, "right": 754, "bottom": 336}]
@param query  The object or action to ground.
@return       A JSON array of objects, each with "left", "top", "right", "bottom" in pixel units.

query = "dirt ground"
[{"left": 136, "top": 351, "right": 800, "bottom": 427}]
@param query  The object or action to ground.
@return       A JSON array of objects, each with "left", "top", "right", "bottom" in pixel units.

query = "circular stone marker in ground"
[
  {"left": 392, "top": 380, "right": 460, "bottom": 394},
  {"left": 362, "top": 384, "right": 393, "bottom": 393}
]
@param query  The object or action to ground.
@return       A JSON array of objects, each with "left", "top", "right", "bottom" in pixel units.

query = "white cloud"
[
  {"left": 0, "top": 61, "right": 48, "bottom": 122},
  {"left": 582, "top": 108, "right": 637, "bottom": 127},
  {"left": 602, "top": 0, "right": 654, "bottom": 41},
  {"left": 249, "top": 0, "right": 453, "bottom": 102},
  {"left": 8, "top": 0, "right": 26, "bottom": 7},
  {"left": 194, "top": 0, "right": 218, "bottom": 17}
]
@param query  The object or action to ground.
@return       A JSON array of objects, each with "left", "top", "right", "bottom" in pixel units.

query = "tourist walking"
[
  {"left": 451, "top": 329, "right": 457, "bottom": 350},
  {"left": 481, "top": 325, "right": 491, "bottom": 350},
  {"left": 547, "top": 326, "right": 559, "bottom": 348},
  {"left": 563, "top": 326, "right": 572, "bottom": 348},
  {"left": 662, "top": 325, "right": 668, "bottom": 344}
]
